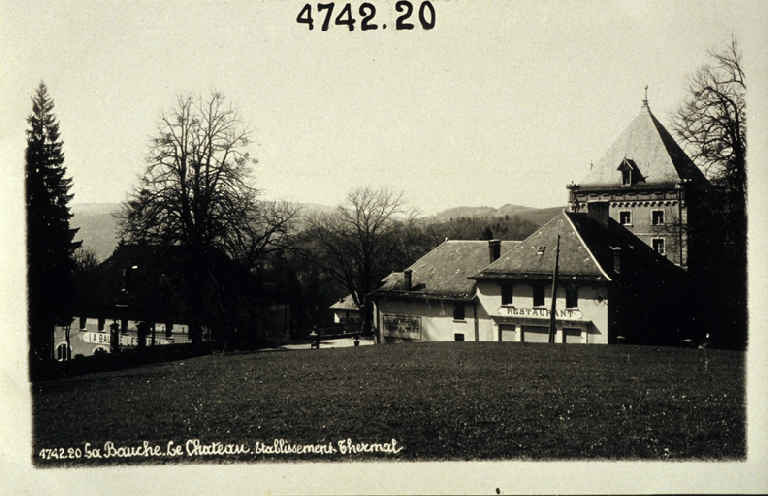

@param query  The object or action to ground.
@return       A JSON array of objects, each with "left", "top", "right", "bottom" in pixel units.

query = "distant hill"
[
  {"left": 71, "top": 203, "right": 121, "bottom": 262},
  {"left": 433, "top": 204, "right": 565, "bottom": 225},
  {"left": 70, "top": 201, "right": 566, "bottom": 262}
]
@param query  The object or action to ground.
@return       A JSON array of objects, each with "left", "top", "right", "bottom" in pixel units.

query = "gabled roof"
[
  {"left": 473, "top": 211, "right": 683, "bottom": 282},
  {"left": 578, "top": 102, "right": 709, "bottom": 189},
  {"left": 329, "top": 294, "right": 360, "bottom": 311},
  {"left": 372, "top": 240, "right": 520, "bottom": 300}
]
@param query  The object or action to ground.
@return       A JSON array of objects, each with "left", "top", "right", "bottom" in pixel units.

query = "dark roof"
[
  {"left": 473, "top": 211, "right": 683, "bottom": 282},
  {"left": 372, "top": 240, "right": 520, "bottom": 300},
  {"left": 578, "top": 102, "right": 709, "bottom": 189}
]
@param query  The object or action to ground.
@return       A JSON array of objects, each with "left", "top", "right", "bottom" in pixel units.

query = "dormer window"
[
  {"left": 617, "top": 157, "right": 642, "bottom": 187},
  {"left": 622, "top": 169, "right": 632, "bottom": 186}
]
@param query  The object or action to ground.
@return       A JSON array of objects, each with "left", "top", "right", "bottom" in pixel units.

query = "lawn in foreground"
[{"left": 32, "top": 342, "right": 745, "bottom": 464}]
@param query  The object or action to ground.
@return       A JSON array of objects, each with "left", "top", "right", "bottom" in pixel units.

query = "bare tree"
[
  {"left": 673, "top": 37, "right": 746, "bottom": 239},
  {"left": 299, "top": 187, "right": 419, "bottom": 339},
  {"left": 119, "top": 92, "right": 255, "bottom": 254},
  {"left": 117, "top": 91, "right": 298, "bottom": 341},
  {"left": 673, "top": 37, "right": 747, "bottom": 349}
]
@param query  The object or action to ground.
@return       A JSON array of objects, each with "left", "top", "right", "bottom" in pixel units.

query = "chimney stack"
[
  {"left": 586, "top": 201, "right": 610, "bottom": 227},
  {"left": 489, "top": 240, "right": 501, "bottom": 263},
  {"left": 403, "top": 269, "right": 413, "bottom": 291}
]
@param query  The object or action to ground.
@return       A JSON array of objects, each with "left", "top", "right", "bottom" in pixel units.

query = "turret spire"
[{"left": 642, "top": 85, "right": 649, "bottom": 108}]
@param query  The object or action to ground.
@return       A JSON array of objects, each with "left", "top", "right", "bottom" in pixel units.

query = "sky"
[
  {"left": 2, "top": 1, "right": 768, "bottom": 493},
  {"left": 2, "top": 0, "right": 766, "bottom": 216}
]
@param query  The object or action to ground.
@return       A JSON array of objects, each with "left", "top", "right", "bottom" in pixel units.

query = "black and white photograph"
[{"left": 1, "top": 0, "right": 767, "bottom": 493}]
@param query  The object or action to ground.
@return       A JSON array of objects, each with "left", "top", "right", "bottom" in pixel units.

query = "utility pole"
[{"left": 548, "top": 235, "right": 561, "bottom": 343}]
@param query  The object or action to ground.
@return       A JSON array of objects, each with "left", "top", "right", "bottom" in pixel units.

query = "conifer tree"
[{"left": 26, "top": 82, "right": 81, "bottom": 362}]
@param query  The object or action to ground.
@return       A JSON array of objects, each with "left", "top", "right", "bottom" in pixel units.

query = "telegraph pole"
[{"left": 548, "top": 235, "right": 561, "bottom": 343}]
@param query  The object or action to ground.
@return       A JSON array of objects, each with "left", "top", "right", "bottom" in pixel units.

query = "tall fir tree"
[{"left": 26, "top": 82, "right": 81, "bottom": 362}]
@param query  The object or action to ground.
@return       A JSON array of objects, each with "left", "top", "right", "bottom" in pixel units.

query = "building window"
[
  {"left": 565, "top": 283, "right": 578, "bottom": 309},
  {"left": 652, "top": 238, "right": 666, "bottom": 256},
  {"left": 454, "top": 333, "right": 465, "bottom": 341},
  {"left": 453, "top": 302, "right": 465, "bottom": 321},
  {"left": 97, "top": 317, "right": 105, "bottom": 332},
  {"left": 56, "top": 343, "right": 70, "bottom": 361},
  {"left": 622, "top": 169, "right": 632, "bottom": 186},
  {"left": 652, "top": 210, "right": 665, "bottom": 225},
  {"left": 501, "top": 284, "right": 513, "bottom": 305},
  {"left": 619, "top": 211, "right": 632, "bottom": 225},
  {"left": 533, "top": 285, "right": 545, "bottom": 307}
]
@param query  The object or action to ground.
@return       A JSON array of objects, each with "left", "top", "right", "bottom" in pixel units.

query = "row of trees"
[{"left": 25, "top": 37, "right": 749, "bottom": 363}]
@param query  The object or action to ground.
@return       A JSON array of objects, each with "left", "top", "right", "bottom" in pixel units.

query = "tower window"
[
  {"left": 652, "top": 210, "right": 665, "bottom": 225},
  {"left": 652, "top": 238, "right": 666, "bottom": 256},
  {"left": 619, "top": 211, "right": 632, "bottom": 225}
]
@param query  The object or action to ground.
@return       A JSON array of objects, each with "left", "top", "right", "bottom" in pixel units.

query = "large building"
[
  {"left": 566, "top": 97, "right": 710, "bottom": 268},
  {"left": 371, "top": 97, "right": 701, "bottom": 346}
]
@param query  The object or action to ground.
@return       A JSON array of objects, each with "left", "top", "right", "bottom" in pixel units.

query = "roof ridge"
[{"left": 563, "top": 212, "right": 612, "bottom": 281}]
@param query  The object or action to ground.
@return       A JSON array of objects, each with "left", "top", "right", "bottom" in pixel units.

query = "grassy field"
[{"left": 32, "top": 342, "right": 745, "bottom": 465}]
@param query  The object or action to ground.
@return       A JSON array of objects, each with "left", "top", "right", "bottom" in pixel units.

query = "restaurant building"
[{"left": 472, "top": 211, "right": 686, "bottom": 345}]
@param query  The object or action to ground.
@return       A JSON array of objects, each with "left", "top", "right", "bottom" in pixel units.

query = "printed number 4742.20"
[{"left": 296, "top": 2, "right": 435, "bottom": 31}]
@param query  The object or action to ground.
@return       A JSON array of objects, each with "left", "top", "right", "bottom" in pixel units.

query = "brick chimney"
[
  {"left": 488, "top": 240, "right": 501, "bottom": 263},
  {"left": 403, "top": 269, "right": 413, "bottom": 291}
]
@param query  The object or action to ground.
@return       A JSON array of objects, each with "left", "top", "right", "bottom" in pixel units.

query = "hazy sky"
[{"left": 2, "top": 1, "right": 766, "bottom": 217}]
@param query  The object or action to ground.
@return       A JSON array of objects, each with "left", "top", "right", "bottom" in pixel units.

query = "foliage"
[
  {"left": 673, "top": 38, "right": 747, "bottom": 349},
  {"left": 26, "top": 82, "right": 81, "bottom": 361},
  {"left": 297, "top": 187, "right": 422, "bottom": 337},
  {"left": 421, "top": 215, "right": 540, "bottom": 246},
  {"left": 118, "top": 91, "right": 297, "bottom": 264},
  {"left": 33, "top": 343, "right": 745, "bottom": 463},
  {"left": 673, "top": 37, "right": 746, "bottom": 212}
]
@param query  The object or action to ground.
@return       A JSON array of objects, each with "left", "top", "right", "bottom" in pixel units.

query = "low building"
[
  {"left": 329, "top": 294, "right": 362, "bottom": 325},
  {"left": 53, "top": 243, "right": 289, "bottom": 360},
  {"left": 370, "top": 240, "right": 519, "bottom": 342},
  {"left": 54, "top": 318, "right": 192, "bottom": 360}
]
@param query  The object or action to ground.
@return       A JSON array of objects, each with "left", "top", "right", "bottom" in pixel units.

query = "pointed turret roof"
[{"left": 579, "top": 101, "right": 709, "bottom": 189}]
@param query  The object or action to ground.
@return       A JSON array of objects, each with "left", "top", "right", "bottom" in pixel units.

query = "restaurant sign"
[
  {"left": 497, "top": 306, "right": 583, "bottom": 320},
  {"left": 382, "top": 314, "right": 421, "bottom": 340}
]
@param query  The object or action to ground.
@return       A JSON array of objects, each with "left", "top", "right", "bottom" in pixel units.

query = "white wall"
[
  {"left": 373, "top": 297, "right": 477, "bottom": 342},
  {"left": 475, "top": 280, "right": 611, "bottom": 344}
]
